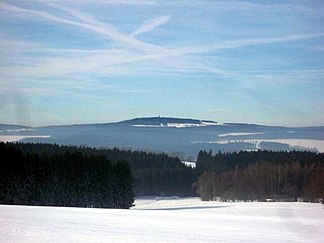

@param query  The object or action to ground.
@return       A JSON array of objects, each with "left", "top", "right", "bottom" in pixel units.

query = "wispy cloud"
[
  {"left": 1, "top": 32, "right": 323, "bottom": 82},
  {"left": 1, "top": 0, "right": 323, "bottom": 126},
  {"left": 208, "top": 1, "right": 312, "bottom": 13},
  {"left": 35, "top": 0, "right": 157, "bottom": 5},
  {"left": 173, "top": 33, "right": 324, "bottom": 55},
  {"left": 251, "top": 69, "right": 324, "bottom": 84},
  {"left": 0, "top": 2, "right": 163, "bottom": 52},
  {"left": 131, "top": 16, "right": 171, "bottom": 36},
  {"left": 165, "top": 1, "right": 317, "bottom": 15},
  {"left": 225, "top": 34, "right": 324, "bottom": 48},
  {"left": 2, "top": 1, "right": 323, "bottom": 80}
]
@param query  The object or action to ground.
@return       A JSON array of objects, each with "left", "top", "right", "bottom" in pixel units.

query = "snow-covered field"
[
  {"left": 196, "top": 139, "right": 324, "bottom": 152},
  {"left": 1, "top": 197, "right": 323, "bottom": 243},
  {"left": 218, "top": 132, "right": 265, "bottom": 137},
  {"left": 132, "top": 121, "right": 220, "bottom": 128},
  {"left": 0, "top": 135, "right": 50, "bottom": 143}
]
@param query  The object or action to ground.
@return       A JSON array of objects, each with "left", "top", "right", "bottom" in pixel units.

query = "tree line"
[
  {"left": 194, "top": 150, "right": 323, "bottom": 202},
  {"left": 0, "top": 143, "right": 134, "bottom": 208},
  {"left": 1, "top": 143, "right": 323, "bottom": 205},
  {"left": 9, "top": 142, "right": 198, "bottom": 197}
]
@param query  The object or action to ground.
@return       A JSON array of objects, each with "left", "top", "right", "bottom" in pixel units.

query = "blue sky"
[{"left": 0, "top": 0, "right": 323, "bottom": 127}]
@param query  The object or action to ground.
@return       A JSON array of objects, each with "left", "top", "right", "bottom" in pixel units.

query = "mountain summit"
[{"left": 118, "top": 117, "right": 220, "bottom": 128}]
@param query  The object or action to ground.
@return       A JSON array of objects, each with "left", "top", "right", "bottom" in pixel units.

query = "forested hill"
[
  {"left": 116, "top": 117, "right": 218, "bottom": 126},
  {"left": 10, "top": 143, "right": 198, "bottom": 196},
  {"left": 196, "top": 150, "right": 324, "bottom": 173},
  {"left": 2, "top": 117, "right": 323, "bottom": 157},
  {"left": 0, "top": 142, "right": 134, "bottom": 208},
  {"left": 195, "top": 150, "right": 324, "bottom": 202},
  {"left": 1, "top": 143, "right": 323, "bottom": 204},
  {"left": 12, "top": 142, "right": 183, "bottom": 169}
]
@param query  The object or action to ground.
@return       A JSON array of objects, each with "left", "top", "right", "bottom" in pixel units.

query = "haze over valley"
[{"left": 1, "top": 117, "right": 324, "bottom": 159}]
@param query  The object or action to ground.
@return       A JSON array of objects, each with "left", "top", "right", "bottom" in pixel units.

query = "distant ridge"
[
  {"left": 31, "top": 117, "right": 217, "bottom": 128},
  {"left": 115, "top": 117, "right": 221, "bottom": 128},
  {"left": 1, "top": 117, "right": 323, "bottom": 129},
  {"left": 0, "top": 124, "right": 31, "bottom": 130},
  {"left": 117, "top": 117, "right": 218, "bottom": 125},
  {"left": 1, "top": 116, "right": 323, "bottom": 155}
]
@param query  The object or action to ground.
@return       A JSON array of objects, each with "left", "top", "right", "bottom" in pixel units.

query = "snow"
[
  {"left": 131, "top": 125, "right": 161, "bottom": 128},
  {"left": 166, "top": 122, "right": 220, "bottom": 128},
  {"left": 218, "top": 132, "right": 265, "bottom": 137},
  {"left": 193, "top": 140, "right": 230, "bottom": 144},
  {"left": 0, "top": 135, "right": 51, "bottom": 143},
  {"left": 1, "top": 198, "right": 323, "bottom": 243},
  {"left": 194, "top": 139, "right": 324, "bottom": 152},
  {"left": 201, "top": 121, "right": 224, "bottom": 126},
  {"left": 6, "top": 128, "right": 35, "bottom": 132},
  {"left": 181, "top": 161, "right": 196, "bottom": 168},
  {"left": 167, "top": 123, "right": 205, "bottom": 128},
  {"left": 131, "top": 121, "right": 220, "bottom": 128},
  {"left": 243, "top": 139, "right": 324, "bottom": 153}
]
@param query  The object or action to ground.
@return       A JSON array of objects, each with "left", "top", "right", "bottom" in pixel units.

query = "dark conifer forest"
[
  {"left": 0, "top": 142, "right": 323, "bottom": 208},
  {"left": 3, "top": 142, "right": 197, "bottom": 199},
  {"left": 0, "top": 143, "right": 134, "bottom": 208},
  {"left": 195, "top": 150, "right": 324, "bottom": 202}
]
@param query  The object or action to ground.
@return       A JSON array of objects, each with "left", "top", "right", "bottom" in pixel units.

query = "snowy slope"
[
  {"left": 120, "top": 117, "right": 221, "bottom": 128},
  {"left": 1, "top": 198, "right": 323, "bottom": 243}
]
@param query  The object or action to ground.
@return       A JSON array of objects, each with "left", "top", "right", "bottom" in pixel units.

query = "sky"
[{"left": 0, "top": 0, "right": 323, "bottom": 127}]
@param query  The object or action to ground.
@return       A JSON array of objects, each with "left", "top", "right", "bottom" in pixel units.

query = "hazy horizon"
[
  {"left": 1, "top": 1, "right": 323, "bottom": 127},
  {"left": 1, "top": 115, "right": 324, "bottom": 128}
]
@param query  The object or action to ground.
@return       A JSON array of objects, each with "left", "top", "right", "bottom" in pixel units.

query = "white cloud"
[
  {"left": 36, "top": 0, "right": 157, "bottom": 5},
  {"left": 0, "top": 39, "right": 41, "bottom": 51},
  {"left": 251, "top": 69, "right": 324, "bottom": 85},
  {"left": 159, "top": 1, "right": 316, "bottom": 15},
  {"left": 2, "top": 2, "right": 323, "bottom": 61},
  {"left": 172, "top": 33, "right": 324, "bottom": 56},
  {"left": 131, "top": 16, "right": 171, "bottom": 36},
  {"left": 0, "top": 2, "right": 163, "bottom": 52},
  {"left": 1, "top": 1, "right": 323, "bottom": 89}
]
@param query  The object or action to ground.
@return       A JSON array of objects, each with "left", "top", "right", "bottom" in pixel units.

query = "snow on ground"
[
  {"left": 5, "top": 128, "right": 35, "bottom": 132},
  {"left": 166, "top": 123, "right": 208, "bottom": 128},
  {"left": 243, "top": 139, "right": 324, "bottom": 153},
  {"left": 195, "top": 139, "right": 324, "bottom": 152},
  {"left": 132, "top": 121, "right": 220, "bottom": 128},
  {"left": 218, "top": 132, "right": 265, "bottom": 137},
  {"left": 131, "top": 125, "right": 162, "bottom": 128},
  {"left": 0, "top": 135, "right": 51, "bottom": 143},
  {"left": 181, "top": 161, "right": 196, "bottom": 168},
  {"left": 1, "top": 197, "right": 323, "bottom": 243}
]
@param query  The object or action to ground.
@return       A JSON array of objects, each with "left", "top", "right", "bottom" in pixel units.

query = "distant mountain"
[
  {"left": 1, "top": 117, "right": 323, "bottom": 158},
  {"left": 0, "top": 124, "right": 32, "bottom": 131},
  {"left": 117, "top": 117, "right": 220, "bottom": 128}
]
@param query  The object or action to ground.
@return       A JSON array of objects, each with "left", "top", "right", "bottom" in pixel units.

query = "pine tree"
[{"left": 113, "top": 160, "right": 135, "bottom": 208}]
